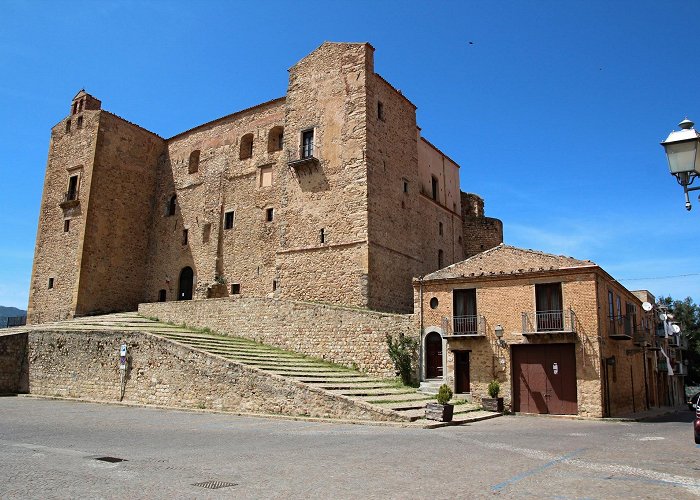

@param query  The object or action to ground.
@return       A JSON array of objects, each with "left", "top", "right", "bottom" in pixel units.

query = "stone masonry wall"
[
  {"left": 27, "top": 109, "right": 100, "bottom": 324},
  {"left": 461, "top": 192, "right": 503, "bottom": 258},
  {"left": 26, "top": 329, "right": 401, "bottom": 421},
  {"left": 76, "top": 112, "right": 164, "bottom": 315},
  {"left": 139, "top": 297, "right": 416, "bottom": 376},
  {"left": 0, "top": 332, "right": 28, "bottom": 394}
]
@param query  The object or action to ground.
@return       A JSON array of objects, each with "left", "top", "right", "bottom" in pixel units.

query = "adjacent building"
[
  {"left": 28, "top": 42, "right": 502, "bottom": 323},
  {"left": 414, "top": 244, "right": 684, "bottom": 418}
]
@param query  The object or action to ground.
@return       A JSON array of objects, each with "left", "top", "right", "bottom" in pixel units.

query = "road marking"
[
  {"left": 461, "top": 439, "right": 700, "bottom": 495},
  {"left": 491, "top": 448, "right": 585, "bottom": 492},
  {"left": 638, "top": 437, "right": 664, "bottom": 441}
]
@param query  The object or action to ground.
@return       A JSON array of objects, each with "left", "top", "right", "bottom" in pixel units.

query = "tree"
[{"left": 658, "top": 296, "right": 700, "bottom": 385}]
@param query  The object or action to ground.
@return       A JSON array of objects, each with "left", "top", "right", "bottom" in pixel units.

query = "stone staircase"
[{"left": 16, "top": 312, "right": 499, "bottom": 425}]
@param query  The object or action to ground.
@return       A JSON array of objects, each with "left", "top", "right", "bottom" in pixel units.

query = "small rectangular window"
[
  {"left": 158, "top": 289, "right": 166, "bottom": 302},
  {"left": 439, "top": 222, "right": 443, "bottom": 236},
  {"left": 302, "top": 129, "right": 314, "bottom": 159},
  {"left": 231, "top": 283, "right": 241, "bottom": 295},
  {"left": 320, "top": 228, "right": 325, "bottom": 244},
  {"left": 65, "top": 120, "right": 71, "bottom": 133},
  {"left": 403, "top": 179, "right": 408, "bottom": 193},
  {"left": 260, "top": 165, "right": 273, "bottom": 187},
  {"left": 182, "top": 229, "right": 188, "bottom": 245},
  {"left": 377, "top": 101, "right": 384, "bottom": 120},
  {"left": 63, "top": 219, "right": 70, "bottom": 232},
  {"left": 266, "top": 207, "right": 274, "bottom": 222},
  {"left": 431, "top": 176, "right": 439, "bottom": 201},
  {"left": 77, "top": 116, "right": 83, "bottom": 129},
  {"left": 224, "top": 211, "right": 234, "bottom": 230},
  {"left": 272, "top": 280, "right": 277, "bottom": 291},
  {"left": 48, "top": 278, "right": 54, "bottom": 289}
]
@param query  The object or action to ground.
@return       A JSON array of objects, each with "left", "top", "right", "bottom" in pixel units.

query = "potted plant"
[
  {"left": 481, "top": 380, "right": 504, "bottom": 412},
  {"left": 425, "top": 384, "right": 454, "bottom": 422}
]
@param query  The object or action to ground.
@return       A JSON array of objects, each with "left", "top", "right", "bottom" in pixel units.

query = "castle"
[{"left": 28, "top": 42, "right": 502, "bottom": 324}]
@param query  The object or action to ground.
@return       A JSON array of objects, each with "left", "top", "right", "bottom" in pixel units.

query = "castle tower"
[{"left": 27, "top": 92, "right": 164, "bottom": 323}]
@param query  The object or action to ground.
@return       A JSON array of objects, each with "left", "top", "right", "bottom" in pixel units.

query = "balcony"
[
  {"left": 632, "top": 329, "right": 652, "bottom": 347},
  {"left": 675, "top": 364, "right": 688, "bottom": 376},
  {"left": 59, "top": 191, "right": 79, "bottom": 209},
  {"left": 521, "top": 309, "right": 576, "bottom": 335},
  {"left": 447, "top": 315, "right": 486, "bottom": 337},
  {"left": 287, "top": 144, "right": 319, "bottom": 170},
  {"left": 608, "top": 315, "right": 634, "bottom": 340}
]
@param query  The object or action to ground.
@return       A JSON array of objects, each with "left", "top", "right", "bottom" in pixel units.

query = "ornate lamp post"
[{"left": 660, "top": 118, "right": 700, "bottom": 210}]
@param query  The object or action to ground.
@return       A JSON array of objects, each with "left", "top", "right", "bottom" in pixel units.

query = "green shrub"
[
  {"left": 386, "top": 333, "right": 418, "bottom": 386},
  {"left": 436, "top": 384, "right": 453, "bottom": 405},
  {"left": 488, "top": 379, "right": 500, "bottom": 398}
]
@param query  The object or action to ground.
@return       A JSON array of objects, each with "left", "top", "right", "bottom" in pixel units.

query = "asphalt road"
[{"left": 1, "top": 397, "right": 698, "bottom": 499}]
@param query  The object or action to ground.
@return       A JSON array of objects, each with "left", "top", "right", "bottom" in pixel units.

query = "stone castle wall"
[
  {"left": 139, "top": 297, "right": 416, "bottom": 376},
  {"left": 461, "top": 192, "right": 503, "bottom": 258},
  {"left": 24, "top": 329, "right": 402, "bottom": 421},
  {"left": 0, "top": 332, "right": 28, "bottom": 394}
]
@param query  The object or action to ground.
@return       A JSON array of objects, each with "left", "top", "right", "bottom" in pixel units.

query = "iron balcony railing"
[
  {"left": 608, "top": 315, "right": 635, "bottom": 340},
  {"left": 521, "top": 309, "right": 576, "bottom": 334},
  {"left": 451, "top": 315, "right": 486, "bottom": 336},
  {"left": 287, "top": 144, "right": 319, "bottom": 167},
  {"left": 632, "top": 328, "right": 652, "bottom": 346}
]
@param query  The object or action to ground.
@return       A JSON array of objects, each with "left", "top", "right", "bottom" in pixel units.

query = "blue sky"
[{"left": 1, "top": 0, "right": 699, "bottom": 309}]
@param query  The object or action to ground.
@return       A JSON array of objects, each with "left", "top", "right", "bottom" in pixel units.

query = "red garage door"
[{"left": 512, "top": 343, "right": 577, "bottom": 415}]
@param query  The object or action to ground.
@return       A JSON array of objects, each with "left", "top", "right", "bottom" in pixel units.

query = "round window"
[{"left": 429, "top": 297, "right": 439, "bottom": 309}]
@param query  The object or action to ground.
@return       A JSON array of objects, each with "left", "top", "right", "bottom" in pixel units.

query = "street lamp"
[{"left": 660, "top": 118, "right": 700, "bottom": 210}]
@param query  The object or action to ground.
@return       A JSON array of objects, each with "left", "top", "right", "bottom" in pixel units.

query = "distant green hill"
[{"left": 0, "top": 306, "right": 27, "bottom": 327}]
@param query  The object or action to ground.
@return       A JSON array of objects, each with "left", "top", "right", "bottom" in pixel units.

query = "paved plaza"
[{"left": 1, "top": 397, "right": 699, "bottom": 499}]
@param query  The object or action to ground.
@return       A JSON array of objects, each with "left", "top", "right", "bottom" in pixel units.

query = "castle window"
[
  {"left": 302, "top": 129, "right": 314, "bottom": 159},
  {"left": 63, "top": 219, "right": 70, "bottom": 232},
  {"left": 77, "top": 116, "right": 83, "bottom": 129},
  {"left": 72, "top": 102, "right": 78, "bottom": 115},
  {"left": 67, "top": 175, "right": 79, "bottom": 201},
  {"left": 439, "top": 222, "right": 443, "bottom": 236},
  {"left": 188, "top": 150, "right": 200, "bottom": 174},
  {"left": 182, "top": 229, "right": 188, "bottom": 245},
  {"left": 240, "top": 133, "right": 254, "bottom": 160},
  {"left": 266, "top": 207, "right": 274, "bottom": 222},
  {"left": 438, "top": 249, "right": 444, "bottom": 268},
  {"left": 167, "top": 195, "right": 177, "bottom": 216},
  {"left": 78, "top": 99, "right": 84, "bottom": 112},
  {"left": 377, "top": 101, "right": 384, "bottom": 120},
  {"left": 231, "top": 283, "right": 241, "bottom": 295},
  {"left": 158, "top": 289, "right": 166, "bottom": 302},
  {"left": 403, "top": 179, "right": 408, "bottom": 193},
  {"left": 65, "top": 120, "right": 71, "bottom": 133},
  {"left": 272, "top": 280, "right": 277, "bottom": 292},
  {"left": 224, "top": 210, "right": 234, "bottom": 230},
  {"left": 320, "top": 228, "right": 325, "bottom": 244},
  {"left": 48, "top": 278, "right": 54, "bottom": 289},
  {"left": 431, "top": 176, "right": 439, "bottom": 201},
  {"left": 268, "top": 126, "right": 284, "bottom": 152},
  {"left": 259, "top": 165, "right": 273, "bottom": 187},
  {"left": 202, "top": 223, "right": 211, "bottom": 243}
]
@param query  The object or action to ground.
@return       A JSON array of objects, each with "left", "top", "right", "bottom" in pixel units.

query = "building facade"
[
  {"left": 28, "top": 42, "right": 502, "bottom": 323},
  {"left": 415, "top": 244, "right": 678, "bottom": 418}
]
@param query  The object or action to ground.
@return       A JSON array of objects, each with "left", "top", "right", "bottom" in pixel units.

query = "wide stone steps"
[{"left": 20, "top": 312, "right": 500, "bottom": 425}]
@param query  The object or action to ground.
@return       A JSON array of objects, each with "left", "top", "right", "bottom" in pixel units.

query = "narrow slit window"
[
  {"left": 439, "top": 222, "right": 443, "bottom": 236},
  {"left": 65, "top": 120, "right": 71, "bottom": 133},
  {"left": 48, "top": 278, "right": 54, "bottom": 289},
  {"left": 272, "top": 280, "right": 277, "bottom": 292},
  {"left": 77, "top": 116, "right": 83, "bottom": 129},
  {"left": 438, "top": 249, "right": 444, "bottom": 268},
  {"left": 67, "top": 175, "right": 79, "bottom": 201},
  {"left": 320, "top": 228, "right": 325, "bottom": 244},
  {"left": 431, "top": 176, "right": 439, "bottom": 201},
  {"left": 167, "top": 195, "right": 177, "bottom": 216},
  {"left": 63, "top": 219, "right": 70, "bottom": 232},
  {"left": 403, "top": 179, "right": 408, "bottom": 193},
  {"left": 158, "top": 289, "right": 166, "bottom": 302},
  {"left": 377, "top": 101, "right": 384, "bottom": 120},
  {"left": 182, "top": 229, "right": 188, "bottom": 245},
  {"left": 266, "top": 207, "right": 274, "bottom": 222}
]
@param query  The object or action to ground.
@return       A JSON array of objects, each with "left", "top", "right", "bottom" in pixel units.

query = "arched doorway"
[
  {"left": 178, "top": 266, "right": 193, "bottom": 300},
  {"left": 425, "top": 331, "right": 443, "bottom": 379}
]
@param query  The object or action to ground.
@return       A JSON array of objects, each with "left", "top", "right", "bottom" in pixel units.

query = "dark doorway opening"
[
  {"left": 425, "top": 332, "right": 443, "bottom": 379},
  {"left": 455, "top": 351, "right": 470, "bottom": 393},
  {"left": 178, "top": 267, "right": 193, "bottom": 300}
]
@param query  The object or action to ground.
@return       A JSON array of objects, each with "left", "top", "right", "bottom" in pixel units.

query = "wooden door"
[
  {"left": 455, "top": 351, "right": 470, "bottom": 393},
  {"left": 512, "top": 344, "right": 577, "bottom": 415},
  {"left": 425, "top": 332, "right": 443, "bottom": 379}
]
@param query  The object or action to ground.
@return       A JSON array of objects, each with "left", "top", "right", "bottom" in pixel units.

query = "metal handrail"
[
  {"left": 452, "top": 315, "right": 480, "bottom": 335},
  {"left": 522, "top": 308, "right": 576, "bottom": 334}
]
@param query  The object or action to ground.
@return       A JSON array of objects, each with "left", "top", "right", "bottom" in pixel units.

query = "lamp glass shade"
[{"left": 663, "top": 139, "right": 700, "bottom": 175}]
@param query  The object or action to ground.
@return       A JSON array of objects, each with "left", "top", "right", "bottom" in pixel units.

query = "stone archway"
[{"left": 425, "top": 331, "right": 443, "bottom": 379}]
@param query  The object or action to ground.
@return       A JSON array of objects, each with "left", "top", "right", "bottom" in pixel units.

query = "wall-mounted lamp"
[{"left": 494, "top": 325, "right": 507, "bottom": 348}]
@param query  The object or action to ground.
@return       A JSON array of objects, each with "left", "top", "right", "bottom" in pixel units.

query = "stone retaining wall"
[
  {"left": 0, "top": 332, "right": 28, "bottom": 394},
  {"left": 139, "top": 297, "right": 416, "bottom": 376},
  {"left": 26, "top": 329, "right": 404, "bottom": 422}
]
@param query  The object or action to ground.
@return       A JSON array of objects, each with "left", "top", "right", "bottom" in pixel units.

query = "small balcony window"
[
  {"left": 302, "top": 129, "right": 314, "bottom": 159},
  {"left": 535, "top": 282, "right": 563, "bottom": 331}
]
